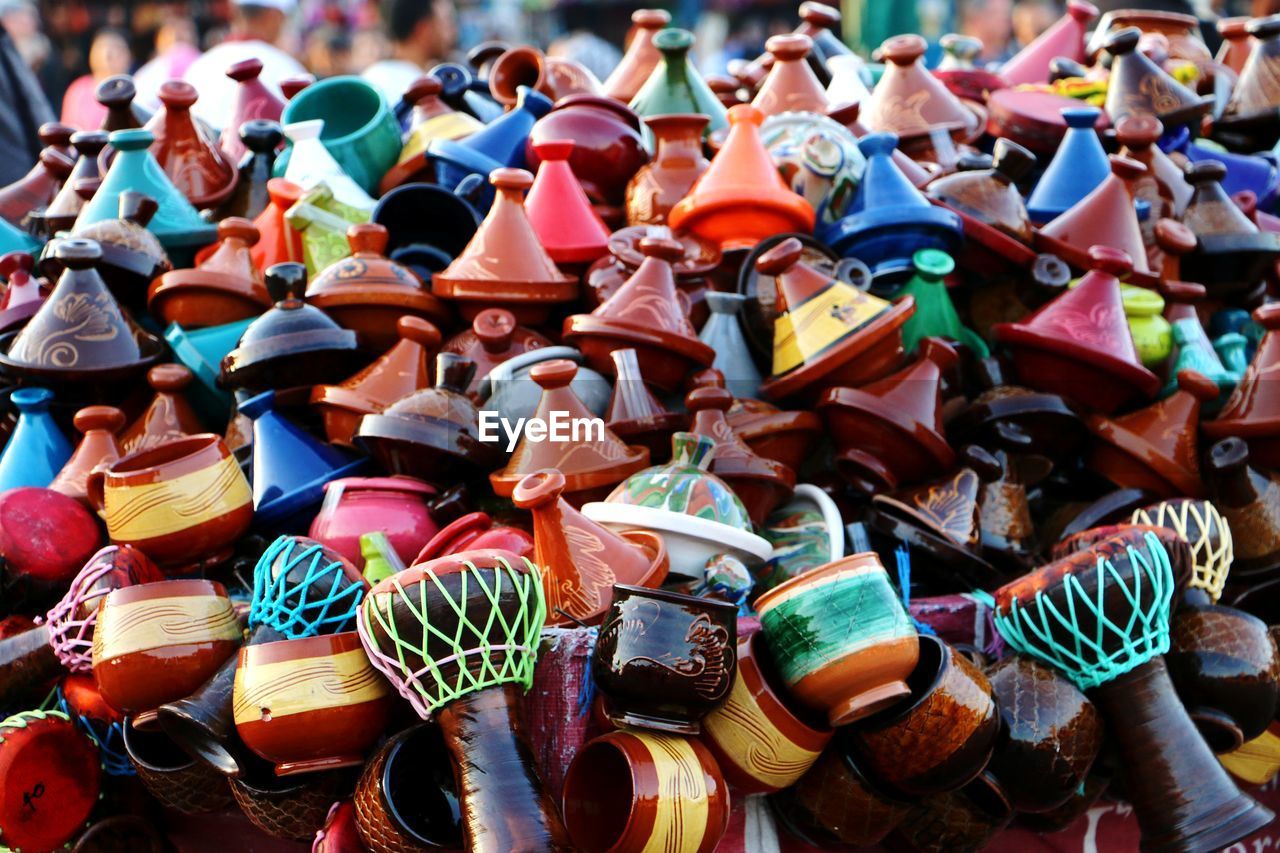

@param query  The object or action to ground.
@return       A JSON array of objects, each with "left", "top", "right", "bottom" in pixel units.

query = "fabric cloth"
[
  {"left": 183, "top": 39, "right": 306, "bottom": 131},
  {"left": 0, "top": 22, "right": 53, "bottom": 185},
  {"left": 59, "top": 73, "right": 106, "bottom": 129}
]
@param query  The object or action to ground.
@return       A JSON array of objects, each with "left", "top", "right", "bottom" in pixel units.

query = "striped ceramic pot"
[
  {"left": 701, "top": 631, "right": 832, "bottom": 793},
  {"left": 562, "top": 729, "right": 730, "bottom": 853},
  {"left": 755, "top": 552, "right": 919, "bottom": 726}
]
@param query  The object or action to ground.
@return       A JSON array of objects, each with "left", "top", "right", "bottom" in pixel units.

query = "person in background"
[
  {"left": 0, "top": 19, "right": 53, "bottom": 184},
  {"left": 182, "top": 0, "right": 307, "bottom": 131},
  {"left": 362, "top": 0, "right": 456, "bottom": 104},
  {"left": 305, "top": 24, "right": 353, "bottom": 77},
  {"left": 60, "top": 28, "right": 131, "bottom": 128},
  {"left": 133, "top": 18, "right": 200, "bottom": 111},
  {"left": 958, "top": 0, "right": 1016, "bottom": 64},
  {"left": 1012, "top": 0, "right": 1062, "bottom": 49}
]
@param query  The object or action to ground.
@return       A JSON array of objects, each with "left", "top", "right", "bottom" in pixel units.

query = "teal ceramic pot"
[
  {"left": 0, "top": 387, "right": 72, "bottom": 489},
  {"left": 755, "top": 552, "right": 920, "bottom": 727},
  {"left": 279, "top": 76, "right": 402, "bottom": 195}
]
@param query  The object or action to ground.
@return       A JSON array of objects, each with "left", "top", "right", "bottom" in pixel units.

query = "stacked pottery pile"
[{"left": 5, "top": 4, "right": 1280, "bottom": 852}]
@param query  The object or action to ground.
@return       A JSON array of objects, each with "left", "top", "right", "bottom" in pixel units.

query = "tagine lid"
[
  {"left": 441, "top": 307, "right": 551, "bottom": 385},
  {"left": 607, "top": 225, "right": 722, "bottom": 276},
  {"left": 986, "top": 87, "right": 1111, "bottom": 154},
  {"left": 523, "top": 140, "right": 611, "bottom": 265},
  {"left": 999, "top": 0, "right": 1098, "bottom": 85},
  {"left": 119, "top": 363, "right": 205, "bottom": 453},
  {"left": 0, "top": 238, "right": 164, "bottom": 380},
  {"left": 756, "top": 236, "right": 915, "bottom": 401},
  {"left": 311, "top": 315, "right": 441, "bottom": 414},
  {"left": 305, "top": 223, "right": 450, "bottom": 321},
  {"left": 929, "top": 137, "right": 1037, "bottom": 245},
  {"left": 687, "top": 384, "right": 795, "bottom": 485},
  {"left": 432, "top": 168, "right": 578, "bottom": 305},
  {"left": 148, "top": 217, "right": 270, "bottom": 313},
  {"left": 860, "top": 33, "right": 982, "bottom": 141},
  {"left": 752, "top": 33, "right": 831, "bottom": 117},
  {"left": 0, "top": 252, "right": 44, "bottom": 334},
  {"left": 69, "top": 190, "right": 171, "bottom": 282},
  {"left": 513, "top": 467, "right": 668, "bottom": 626},
  {"left": 870, "top": 446, "right": 998, "bottom": 553},
  {"left": 490, "top": 358, "right": 649, "bottom": 496},
  {"left": 145, "top": 80, "right": 238, "bottom": 209},
  {"left": 1102, "top": 27, "right": 1213, "bottom": 127},
  {"left": 1205, "top": 303, "right": 1280, "bottom": 438}
]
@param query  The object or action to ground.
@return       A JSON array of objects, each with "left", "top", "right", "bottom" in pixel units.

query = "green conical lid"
[
  {"left": 630, "top": 28, "right": 727, "bottom": 143},
  {"left": 899, "top": 248, "right": 989, "bottom": 357},
  {"left": 360, "top": 531, "right": 403, "bottom": 585}
]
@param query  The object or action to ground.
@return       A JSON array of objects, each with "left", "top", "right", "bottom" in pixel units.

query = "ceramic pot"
[
  {"left": 412, "top": 511, "right": 534, "bottom": 563},
  {"left": 1130, "top": 499, "right": 1234, "bottom": 605},
  {"left": 49, "top": 405, "right": 125, "bottom": 506},
  {"left": 308, "top": 476, "right": 439, "bottom": 569},
  {"left": 984, "top": 656, "right": 1104, "bottom": 813},
  {"left": 229, "top": 766, "right": 350, "bottom": 842},
  {"left": 122, "top": 722, "right": 234, "bottom": 813},
  {"left": 119, "top": 363, "right": 206, "bottom": 454},
  {"left": 91, "top": 578, "right": 242, "bottom": 722},
  {"left": 0, "top": 387, "right": 72, "bottom": 491},
  {"left": 602, "top": 9, "right": 671, "bottom": 102},
  {"left": 755, "top": 553, "right": 919, "bottom": 727},
  {"left": 592, "top": 584, "right": 736, "bottom": 734},
  {"left": 441, "top": 307, "right": 550, "bottom": 395},
  {"left": 891, "top": 777, "right": 1014, "bottom": 852},
  {"left": 147, "top": 216, "right": 271, "bottom": 329},
  {"left": 770, "top": 745, "right": 910, "bottom": 848},
  {"left": 233, "top": 631, "right": 392, "bottom": 775},
  {"left": 352, "top": 722, "right": 463, "bottom": 851},
  {"left": 145, "top": 80, "right": 238, "bottom": 210},
  {"left": 279, "top": 76, "right": 402, "bottom": 195},
  {"left": 561, "top": 729, "right": 730, "bottom": 853},
  {"left": 1166, "top": 602, "right": 1280, "bottom": 753},
  {"left": 1206, "top": 437, "right": 1280, "bottom": 578},
  {"left": 702, "top": 631, "right": 832, "bottom": 793},
  {"left": 844, "top": 635, "right": 999, "bottom": 798},
  {"left": 0, "top": 709, "right": 101, "bottom": 853},
  {"left": 88, "top": 434, "right": 253, "bottom": 574},
  {"left": 625, "top": 114, "right": 709, "bottom": 227}
]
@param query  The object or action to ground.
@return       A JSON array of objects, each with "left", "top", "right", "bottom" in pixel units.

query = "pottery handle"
[{"left": 85, "top": 469, "right": 107, "bottom": 513}]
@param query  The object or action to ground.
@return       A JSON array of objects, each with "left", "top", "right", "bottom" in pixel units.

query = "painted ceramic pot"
[
  {"left": 844, "top": 635, "right": 999, "bottom": 798},
  {"left": 92, "top": 578, "right": 242, "bottom": 723},
  {"left": 561, "top": 729, "right": 730, "bottom": 853},
  {"left": 756, "top": 553, "right": 920, "bottom": 727},
  {"left": 593, "top": 584, "right": 736, "bottom": 734},
  {"left": 755, "top": 483, "right": 845, "bottom": 595},
  {"left": 984, "top": 656, "right": 1104, "bottom": 813},
  {"left": 352, "top": 722, "right": 463, "bottom": 851},
  {"left": 702, "top": 631, "right": 832, "bottom": 793},
  {"left": 1166, "top": 602, "right": 1280, "bottom": 753},
  {"left": 279, "top": 76, "right": 402, "bottom": 196},
  {"left": 0, "top": 709, "right": 101, "bottom": 853},
  {"left": 121, "top": 723, "right": 234, "bottom": 814},
  {"left": 762, "top": 110, "right": 865, "bottom": 228},
  {"left": 308, "top": 476, "right": 439, "bottom": 569},
  {"left": 88, "top": 434, "right": 253, "bottom": 574},
  {"left": 233, "top": 631, "right": 392, "bottom": 775},
  {"left": 770, "top": 745, "right": 911, "bottom": 848}
]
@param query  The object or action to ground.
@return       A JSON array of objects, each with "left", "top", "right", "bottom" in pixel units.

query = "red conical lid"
[
  {"left": 752, "top": 34, "right": 831, "bottom": 117},
  {"left": 251, "top": 178, "right": 305, "bottom": 270},
  {"left": 524, "top": 140, "right": 611, "bottom": 266},
  {"left": 1040, "top": 155, "right": 1152, "bottom": 274},
  {"left": 1205, "top": 303, "right": 1280, "bottom": 441},
  {"left": 1000, "top": 0, "right": 1099, "bottom": 86},
  {"left": 860, "top": 34, "right": 979, "bottom": 139},
  {"left": 145, "top": 80, "right": 238, "bottom": 209},
  {"left": 592, "top": 237, "right": 700, "bottom": 340}
]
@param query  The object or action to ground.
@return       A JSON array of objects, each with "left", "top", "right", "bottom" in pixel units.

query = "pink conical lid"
[
  {"left": 860, "top": 34, "right": 978, "bottom": 139},
  {"left": 220, "top": 58, "right": 286, "bottom": 164},
  {"left": 524, "top": 140, "right": 611, "bottom": 266},
  {"left": 592, "top": 237, "right": 701, "bottom": 341},
  {"left": 1040, "top": 155, "right": 1152, "bottom": 275},
  {"left": 1000, "top": 0, "right": 1099, "bottom": 86}
]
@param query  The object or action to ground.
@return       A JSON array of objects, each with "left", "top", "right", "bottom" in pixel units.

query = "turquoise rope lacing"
[
  {"left": 250, "top": 536, "right": 365, "bottom": 639},
  {"left": 894, "top": 544, "right": 936, "bottom": 637},
  {"left": 992, "top": 530, "right": 1173, "bottom": 691}
]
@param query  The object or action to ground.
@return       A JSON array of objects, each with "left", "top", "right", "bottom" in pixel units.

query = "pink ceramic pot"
[{"left": 308, "top": 477, "right": 439, "bottom": 569}]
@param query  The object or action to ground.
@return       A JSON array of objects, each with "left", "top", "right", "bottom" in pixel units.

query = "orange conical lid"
[
  {"left": 491, "top": 359, "right": 648, "bottom": 498},
  {"left": 1088, "top": 369, "right": 1219, "bottom": 497},
  {"left": 592, "top": 237, "right": 699, "bottom": 340},
  {"left": 513, "top": 467, "right": 667, "bottom": 625},
  {"left": 668, "top": 104, "right": 814, "bottom": 250},
  {"left": 752, "top": 34, "right": 831, "bottom": 117},
  {"left": 1041, "top": 155, "right": 1151, "bottom": 274},
  {"left": 148, "top": 217, "right": 270, "bottom": 325},
  {"left": 251, "top": 178, "right": 305, "bottom": 271},
  {"left": 313, "top": 315, "right": 440, "bottom": 420},
  {"left": 49, "top": 405, "right": 125, "bottom": 506},
  {"left": 860, "top": 34, "right": 977, "bottom": 139}
]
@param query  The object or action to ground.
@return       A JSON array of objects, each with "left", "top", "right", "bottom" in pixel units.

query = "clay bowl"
[
  {"left": 1166, "top": 602, "right": 1280, "bottom": 753},
  {"left": 770, "top": 745, "right": 912, "bottom": 848},
  {"left": 592, "top": 584, "right": 737, "bottom": 735},
  {"left": 702, "top": 631, "right": 833, "bottom": 794},
  {"left": 352, "top": 723, "right": 463, "bottom": 851},
  {"left": 984, "top": 656, "right": 1105, "bottom": 813},
  {"left": 755, "top": 553, "right": 920, "bottom": 726},
  {"left": 121, "top": 720, "right": 234, "bottom": 814},
  {"left": 844, "top": 634, "right": 1000, "bottom": 799},
  {"left": 233, "top": 631, "right": 393, "bottom": 776},
  {"left": 561, "top": 728, "right": 730, "bottom": 853},
  {"left": 564, "top": 315, "right": 715, "bottom": 393}
]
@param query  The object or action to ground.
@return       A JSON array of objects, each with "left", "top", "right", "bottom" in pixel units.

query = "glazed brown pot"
[
  {"left": 352, "top": 722, "right": 463, "bottom": 852},
  {"left": 1166, "top": 602, "right": 1280, "bottom": 753},
  {"left": 561, "top": 729, "right": 730, "bottom": 853},
  {"left": 87, "top": 434, "right": 253, "bottom": 575},
  {"left": 891, "top": 775, "right": 1015, "bottom": 852},
  {"left": 769, "top": 745, "right": 911, "bottom": 848},
  {"left": 91, "top": 578, "right": 242, "bottom": 725},
  {"left": 701, "top": 631, "right": 832, "bottom": 794},
  {"left": 845, "top": 635, "right": 1000, "bottom": 799},
  {"left": 592, "top": 584, "right": 737, "bottom": 735},
  {"left": 121, "top": 722, "right": 234, "bottom": 814},
  {"left": 229, "top": 766, "right": 351, "bottom": 842}
]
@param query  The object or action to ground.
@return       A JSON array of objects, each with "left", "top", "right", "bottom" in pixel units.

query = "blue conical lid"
[
  {"left": 75, "top": 129, "right": 216, "bottom": 252},
  {"left": 427, "top": 86, "right": 551, "bottom": 183},
  {"left": 0, "top": 387, "right": 73, "bottom": 490},
  {"left": 240, "top": 389, "right": 367, "bottom": 526},
  {"left": 1027, "top": 107, "right": 1109, "bottom": 224}
]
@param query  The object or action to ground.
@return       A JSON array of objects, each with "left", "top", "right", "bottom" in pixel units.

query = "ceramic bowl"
[
  {"left": 702, "top": 631, "right": 833, "bottom": 793},
  {"left": 770, "top": 746, "right": 911, "bottom": 848},
  {"left": 352, "top": 722, "right": 463, "bottom": 851},
  {"left": 845, "top": 635, "right": 1000, "bottom": 798},
  {"left": 92, "top": 578, "right": 242, "bottom": 724},
  {"left": 88, "top": 433, "right": 253, "bottom": 575},
  {"left": 233, "top": 631, "right": 393, "bottom": 776},
  {"left": 592, "top": 584, "right": 737, "bottom": 735},
  {"left": 756, "top": 553, "right": 920, "bottom": 727},
  {"left": 561, "top": 729, "right": 730, "bottom": 853},
  {"left": 121, "top": 720, "right": 235, "bottom": 814}
]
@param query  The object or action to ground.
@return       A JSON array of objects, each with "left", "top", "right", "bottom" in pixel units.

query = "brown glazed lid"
[
  {"left": 1087, "top": 369, "right": 1219, "bottom": 498},
  {"left": 1216, "top": 16, "right": 1254, "bottom": 74},
  {"left": 928, "top": 137, "right": 1036, "bottom": 243},
  {"left": 144, "top": 80, "right": 238, "bottom": 210},
  {"left": 751, "top": 34, "right": 831, "bottom": 117},
  {"left": 1102, "top": 27, "right": 1212, "bottom": 128},
  {"left": 96, "top": 76, "right": 141, "bottom": 133},
  {"left": 119, "top": 363, "right": 206, "bottom": 454},
  {"left": 1220, "top": 16, "right": 1280, "bottom": 122},
  {"left": 1204, "top": 303, "right": 1280, "bottom": 451},
  {"left": 513, "top": 467, "right": 668, "bottom": 626},
  {"left": 860, "top": 34, "right": 982, "bottom": 141},
  {"left": 1115, "top": 114, "right": 1192, "bottom": 219},
  {"left": 147, "top": 217, "right": 271, "bottom": 327},
  {"left": 49, "top": 405, "right": 125, "bottom": 505},
  {"left": 601, "top": 8, "right": 672, "bottom": 102},
  {"left": 312, "top": 316, "right": 441, "bottom": 447},
  {"left": 1181, "top": 160, "right": 1260, "bottom": 237},
  {"left": 1205, "top": 437, "right": 1280, "bottom": 576},
  {"left": 872, "top": 445, "right": 1000, "bottom": 552},
  {"left": 489, "top": 359, "right": 648, "bottom": 499},
  {"left": 605, "top": 347, "right": 686, "bottom": 459},
  {"left": 441, "top": 307, "right": 551, "bottom": 392}
]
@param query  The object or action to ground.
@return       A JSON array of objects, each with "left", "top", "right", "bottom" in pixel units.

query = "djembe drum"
[
  {"left": 358, "top": 548, "right": 569, "bottom": 852},
  {"left": 1131, "top": 499, "right": 1234, "bottom": 605},
  {"left": 993, "top": 528, "right": 1273, "bottom": 851},
  {"left": 0, "top": 545, "right": 162, "bottom": 699},
  {"left": 156, "top": 535, "right": 369, "bottom": 775}
]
